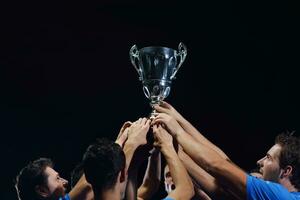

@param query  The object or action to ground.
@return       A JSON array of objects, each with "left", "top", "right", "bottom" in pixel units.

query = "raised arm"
[
  {"left": 120, "top": 118, "right": 151, "bottom": 200},
  {"left": 68, "top": 174, "right": 92, "bottom": 200},
  {"left": 154, "top": 101, "right": 229, "bottom": 160},
  {"left": 152, "top": 113, "right": 247, "bottom": 199},
  {"left": 137, "top": 150, "right": 161, "bottom": 200},
  {"left": 123, "top": 118, "right": 151, "bottom": 171},
  {"left": 153, "top": 124, "right": 194, "bottom": 200},
  {"left": 178, "top": 147, "right": 234, "bottom": 199},
  {"left": 124, "top": 146, "right": 161, "bottom": 200}
]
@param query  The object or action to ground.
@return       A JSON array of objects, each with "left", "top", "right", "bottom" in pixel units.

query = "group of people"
[{"left": 15, "top": 101, "right": 300, "bottom": 200}]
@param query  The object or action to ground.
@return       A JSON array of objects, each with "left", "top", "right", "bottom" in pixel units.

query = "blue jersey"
[
  {"left": 58, "top": 194, "right": 70, "bottom": 200},
  {"left": 247, "top": 175, "right": 300, "bottom": 200},
  {"left": 162, "top": 198, "right": 174, "bottom": 200}
]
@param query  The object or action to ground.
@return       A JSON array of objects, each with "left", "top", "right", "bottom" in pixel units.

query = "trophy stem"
[
  {"left": 149, "top": 109, "right": 157, "bottom": 119},
  {"left": 149, "top": 102, "right": 159, "bottom": 119}
]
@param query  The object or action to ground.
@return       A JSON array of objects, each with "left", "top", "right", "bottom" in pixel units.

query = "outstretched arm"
[
  {"left": 68, "top": 174, "right": 92, "bottom": 200},
  {"left": 137, "top": 150, "right": 161, "bottom": 200},
  {"left": 152, "top": 113, "right": 247, "bottom": 199},
  {"left": 123, "top": 118, "right": 151, "bottom": 171},
  {"left": 153, "top": 124, "right": 194, "bottom": 200},
  {"left": 154, "top": 101, "right": 229, "bottom": 160},
  {"left": 178, "top": 147, "right": 235, "bottom": 199}
]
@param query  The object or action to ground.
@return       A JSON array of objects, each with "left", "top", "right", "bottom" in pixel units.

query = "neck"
[
  {"left": 94, "top": 185, "right": 121, "bottom": 200},
  {"left": 279, "top": 178, "right": 298, "bottom": 192}
]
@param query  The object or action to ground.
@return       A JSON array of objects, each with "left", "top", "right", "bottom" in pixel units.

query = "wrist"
[
  {"left": 174, "top": 127, "right": 185, "bottom": 139},
  {"left": 161, "top": 144, "right": 176, "bottom": 156},
  {"left": 124, "top": 140, "right": 139, "bottom": 151}
]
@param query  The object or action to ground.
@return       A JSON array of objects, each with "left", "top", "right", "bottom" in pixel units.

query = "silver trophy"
[{"left": 129, "top": 43, "right": 187, "bottom": 117}]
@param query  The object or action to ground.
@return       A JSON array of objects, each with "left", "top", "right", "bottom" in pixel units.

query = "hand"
[
  {"left": 115, "top": 121, "right": 132, "bottom": 147},
  {"left": 152, "top": 124, "right": 174, "bottom": 151},
  {"left": 151, "top": 113, "right": 185, "bottom": 137},
  {"left": 127, "top": 117, "right": 151, "bottom": 147},
  {"left": 153, "top": 101, "right": 183, "bottom": 122}
]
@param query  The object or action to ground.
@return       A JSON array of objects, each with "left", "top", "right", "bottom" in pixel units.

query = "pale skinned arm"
[
  {"left": 125, "top": 148, "right": 161, "bottom": 200},
  {"left": 152, "top": 113, "right": 247, "bottom": 199},
  {"left": 115, "top": 121, "right": 132, "bottom": 148},
  {"left": 137, "top": 150, "right": 161, "bottom": 200},
  {"left": 68, "top": 174, "right": 92, "bottom": 200},
  {"left": 122, "top": 118, "right": 151, "bottom": 200},
  {"left": 154, "top": 101, "right": 229, "bottom": 160},
  {"left": 178, "top": 147, "right": 223, "bottom": 196},
  {"left": 153, "top": 124, "right": 194, "bottom": 200},
  {"left": 123, "top": 118, "right": 151, "bottom": 171}
]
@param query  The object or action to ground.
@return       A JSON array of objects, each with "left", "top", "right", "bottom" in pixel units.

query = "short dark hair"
[
  {"left": 275, "top": 131, "right": 300, "bottom": 190},
  {"left": 83, "top": 138, "right": 125, "bottom": 193},
  {"left": 15, "top": 158, "right": 54, "bottom": 200},
  {"left": 70, "top": 162, "right": 84, "bottom": 188}
]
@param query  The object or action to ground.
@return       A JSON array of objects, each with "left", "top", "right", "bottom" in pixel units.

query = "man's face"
[
  {"left": 257, "top": 144, "right": 282, "bottom": 182},
  {"left": 164, "top": 165, "right": 175, "bottom": 194},
  {"left": 44, "top": 166, "right": 68, "bottom": 199}
]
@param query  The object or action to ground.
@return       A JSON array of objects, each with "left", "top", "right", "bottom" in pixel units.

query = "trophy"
[{"left": 129, "top": 42, "right": 187, "bottom": 117}]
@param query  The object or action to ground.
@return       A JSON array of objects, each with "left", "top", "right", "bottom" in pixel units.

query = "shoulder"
[{"left": 246, "top": 175, "right": 300, "bottom": 199}]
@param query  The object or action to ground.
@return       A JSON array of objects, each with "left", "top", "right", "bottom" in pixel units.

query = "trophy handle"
[
  {"left": 170, "top": 42, "right": 187, "bottom": 80},
  {"left": 129, "top": 45, "right": 143, "bottom": 81}
]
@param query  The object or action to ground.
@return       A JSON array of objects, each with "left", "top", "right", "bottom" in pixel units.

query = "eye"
[{"left": 165, "top": 172, "right": 171, "bottom": 178}]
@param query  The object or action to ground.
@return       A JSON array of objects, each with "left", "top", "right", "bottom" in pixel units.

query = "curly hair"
[{"left": 275, "top": 131, "right": 300, "bottom": 190}]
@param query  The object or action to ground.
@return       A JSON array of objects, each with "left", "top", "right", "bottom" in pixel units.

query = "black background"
[{"left": 1, "top": 1, "right": 299, "bottom": 199}]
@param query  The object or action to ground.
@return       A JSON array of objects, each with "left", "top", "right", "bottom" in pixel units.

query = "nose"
[
  {"left": 257, "top": 156, "right": 265, "bottom": 167},
  {"left": 61, "top": 178, "right": 69, "bottom": 186}
]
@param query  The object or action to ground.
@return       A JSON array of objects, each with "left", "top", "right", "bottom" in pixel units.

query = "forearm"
[
  {"left": 126, "top": 166, "right": 138, "bottom": 200},
  {"left": 178, "top": 149, "right": 221, "bottom": 194},
  {"left": 69, "top": 174, "right": 92, "bottom": 200},
  {"left": 176, "top": 131, "right": 247, "bottom": 199},
  {"left": 177, "top": 116, "right": 229, "bottom": 160},
  {"left": 162, "top": 147, "right": 194, "bottom": 199},
  {"left": 137, "top": 152, "right": 161, "bottom": 200},
  {"left": 123, "top": 142, "right": 139, "bottom": 171}
]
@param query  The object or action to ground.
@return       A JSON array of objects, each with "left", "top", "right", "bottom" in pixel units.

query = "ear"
[
  {"left": 280, "top": 165, "right": 293, "bottom": 178},
  {"left": 35, "top": 185, "right": 50, "bottom": 198},
  {"left": 119, "top": 168, "right": 126, "bottom": 183}
]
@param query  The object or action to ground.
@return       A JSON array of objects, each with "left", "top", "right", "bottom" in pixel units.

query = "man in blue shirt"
[
  {"left": 15, "top": 157, "right": 92, "bottom": 200},
  {"left": 152, "top": 101, "right": 300, "bottom": 199}
]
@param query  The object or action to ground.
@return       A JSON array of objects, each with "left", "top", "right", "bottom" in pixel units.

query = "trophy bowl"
[{"left": 129, "top": 43, "right": 187, "bottom": 117}]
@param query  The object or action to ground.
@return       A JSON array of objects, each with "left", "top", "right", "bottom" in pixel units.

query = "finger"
[
  {"left": 152, "top": 118, "right": 165, "bottom": 126},
  {"left": 152, "top": 124, "right": 158, "bottom": 133},
  {"left": 119, "top": 121, "right": 132, "bottom": 135},
  {"left": 154, "top": 104, "right": 168, "bottom": 113},
  {"left": 141, "top": 117, "right": 147, "bottom": 125},
  {"left": 161, "top": 101, "right": 172, "bottom": 109},
  {"left": 137, "top": 118, "right": 142, "bottom": 124},
  {"left": 150, "top": 114, "right": 164, "bottom": 125},
  {"left": 145, "top": 119, "right": 151, "bottom": 127}
]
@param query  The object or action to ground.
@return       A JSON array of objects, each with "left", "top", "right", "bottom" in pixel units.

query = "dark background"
[{"left": 1, "top": 1, "right": 299, "bottom": 199}]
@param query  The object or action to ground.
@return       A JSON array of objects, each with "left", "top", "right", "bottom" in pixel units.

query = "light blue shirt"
[
  {"left": 162, "top": 197, "right": 174, "bottom": 200},
  {"left": 58, "top": 194, "right": 70, "bottom": 200},
  {"left": 247, "top": 174, "right": 300, "bottom": 200}
]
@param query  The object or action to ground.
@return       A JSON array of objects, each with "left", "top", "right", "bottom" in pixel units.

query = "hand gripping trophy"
[{"left": 129, "top": 43, "right": 187, "bottom": 118}]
